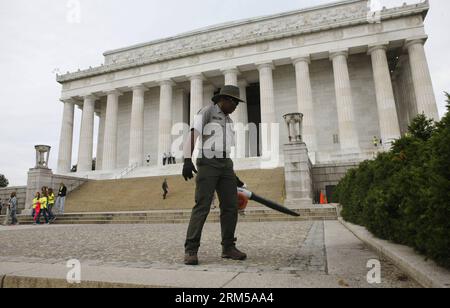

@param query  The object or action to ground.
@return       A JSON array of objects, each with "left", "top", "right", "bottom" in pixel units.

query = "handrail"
[{"left": 116, "top": 163, "right": 139, "bottom": 179}]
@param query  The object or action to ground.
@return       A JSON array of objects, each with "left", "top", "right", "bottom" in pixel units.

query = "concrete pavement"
[{"left": 0, "top": 221, "right": 420, "bottom": 288}]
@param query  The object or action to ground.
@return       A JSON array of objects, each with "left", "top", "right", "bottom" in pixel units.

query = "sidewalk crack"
[{"left": 220, "top": 272, "right": 241, "bottom": 288}]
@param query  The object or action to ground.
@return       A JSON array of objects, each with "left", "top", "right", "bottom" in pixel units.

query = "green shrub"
[{"left": 336, "top": 95, "right": 450, "bottom": 269}]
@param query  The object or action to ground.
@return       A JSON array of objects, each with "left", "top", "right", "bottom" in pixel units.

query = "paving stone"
[{"left": 0, "top": 221, "right": 420, "bottom": 288}]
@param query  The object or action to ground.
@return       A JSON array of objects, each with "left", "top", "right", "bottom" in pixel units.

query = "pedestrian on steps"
[
  {"left": 56, "top": 183, "right": 67, "bottom": 215},
  {"left": 162, "top": 179, "right": 169, "bottom": 200},
  {"left": 9, "top": 192, "right": 18, "bottom": 226},
  {"left": 47, "top": 188, "right": 56, "bottom": 223}
]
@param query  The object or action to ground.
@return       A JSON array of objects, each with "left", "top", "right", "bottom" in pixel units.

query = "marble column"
[
  {"left": 292, "top": 56, "right": 318, "bottom": 155},
  {"left": 128, "top": 85, "right": 147, "bottom": 167},
  {"left": 189, "top": 74, "right": 204, "bottom": 126},
  {"left": 369, "top": 45, "right": 401, "bottom": 148},
  {"left": 257, "top": 62, "right": 277, "bottom": 155},
  {"left": 102, "top": 90, "right": 121, "bottom": 170},
  {"left": 391, "top": 73, "right": 408, "bottom": 135},
  {"left": 203, "top": 84, "right": 216, "bottom": 108},
  {"left": 405, "top": 38, "right": 439, "bottom": 121},
  {"left": 222, "top": 68, "right": 240, "bottom": 123},
  {"left": 57, "top": 99, "right": 75, "bottom": 173},
  {"left": 402, "top": 56, "right": 419, "bottom": 120},
  {"left": 237, "top": 79, "right": 249, "bottom": 158},
  {"left": 77, "top": 95, "right": 96, "bottom": 172},
  {"left": 95, "top": 105, "right": 106, "bottom": 171},
  {"left": 173, "top": 88, "right": 189, "bottom": 126},
  {"left": 223, "top": 68, "right": 239, "bottom": 86},
  {"left": 219, "top": 68, "right": 249, "bottom": 155},
  {"left": 158, "top": 80, "right": 174, "bottom": 166},
  {"left": 237, "top": 80, "right": 249, "bottom": 124},
  {"left": 330, "top": 51, "right": 359, "bottom": 152}
]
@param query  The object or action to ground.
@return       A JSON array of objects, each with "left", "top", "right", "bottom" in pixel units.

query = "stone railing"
[
  {"left": 24, "top": 170, "right": 89, "bottom": 213},
  {"left": 116, "top": 163, "right": 139, "bottom": 180},
  {"left": 0, "top": 186, "right": 27, "bottom": 215}
]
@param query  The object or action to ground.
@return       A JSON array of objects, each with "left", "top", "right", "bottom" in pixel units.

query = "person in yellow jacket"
[
  {"left": 36, "top": 187, "right": 49, "bottom": 225},
  {"left": 32, "top": 192, "right": 41, "bottom": 224},
  {"left": 47, "top": 188, "right": 56, "bottom": 223}
]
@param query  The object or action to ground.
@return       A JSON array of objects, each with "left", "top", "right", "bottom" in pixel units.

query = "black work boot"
[
  {"left": 222, "top": 246, "right": 247, "bottom": 261},
  {"left": 184, "top": 251, "right": 199, "bottom": 266}
]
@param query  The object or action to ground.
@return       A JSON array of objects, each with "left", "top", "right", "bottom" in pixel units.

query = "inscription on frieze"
[{"left": 105, "top": 1, "right": 368, "bottom": 65}]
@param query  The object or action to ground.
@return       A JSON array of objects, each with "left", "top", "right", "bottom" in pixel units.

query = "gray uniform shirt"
[{"left": 192, "top": 104, "right": 236, "bottom": 158}]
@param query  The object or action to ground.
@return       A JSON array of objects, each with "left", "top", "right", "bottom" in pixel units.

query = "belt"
[{"left": 200, "top": 149, "right": 230, "bottom": 159}]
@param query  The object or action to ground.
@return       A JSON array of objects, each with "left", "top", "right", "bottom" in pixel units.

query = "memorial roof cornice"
[{"left": 57, "top": 0, "right": 429, "bottom": 83}]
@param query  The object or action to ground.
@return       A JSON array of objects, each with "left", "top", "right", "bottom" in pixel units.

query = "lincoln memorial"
[{"left": 55, "top": 0, "right": 439, "bottom": 180}]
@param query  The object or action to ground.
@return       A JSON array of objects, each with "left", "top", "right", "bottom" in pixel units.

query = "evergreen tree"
[{"left": 0, "top": 174, "right": 9, "bottom": 188}]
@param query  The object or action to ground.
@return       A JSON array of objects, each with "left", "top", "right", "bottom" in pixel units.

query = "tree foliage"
[
  {"left": 0, "top": 174, "right": 8, "bottom": 188},
  {"left": 336, "top": 95, "right": 450, "bottom": 269}
]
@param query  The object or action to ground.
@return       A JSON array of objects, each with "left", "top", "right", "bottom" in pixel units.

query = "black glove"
[
  {"left": 183, "top": 158, "right": 198, "bottom": 181},
  {"left": 236, "top": 176, "right": 245, "bottom": 188}
]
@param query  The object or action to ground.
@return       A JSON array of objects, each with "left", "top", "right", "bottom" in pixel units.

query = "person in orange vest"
[{"left": 320, "top": 191, "right": 328, "bottom": 204}]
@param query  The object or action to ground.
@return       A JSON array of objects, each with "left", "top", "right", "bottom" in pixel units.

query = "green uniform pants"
[{"left": 185, "top": 157, "right": 238, "bottom": 253}]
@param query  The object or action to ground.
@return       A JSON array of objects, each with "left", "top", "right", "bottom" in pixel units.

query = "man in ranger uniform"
[{"left": 182, "top": 85, "right": 247, "bottom": 266}]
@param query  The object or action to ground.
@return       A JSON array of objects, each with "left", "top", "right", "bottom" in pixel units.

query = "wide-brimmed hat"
[{"left": 212, "top": 85, "right": 246, "bottom": 104}]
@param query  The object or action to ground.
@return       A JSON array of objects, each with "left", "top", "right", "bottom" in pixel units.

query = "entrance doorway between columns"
[{"left": 246, "top": 83, "right": 261, "bottom": 157}]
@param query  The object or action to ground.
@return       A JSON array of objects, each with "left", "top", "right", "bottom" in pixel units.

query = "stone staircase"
[
  {"left": 63, "top": 168, "right": 287, "bottom": 213},
  {"left": 5, "top": 167, "right": 338, "bottom": 225},
  {"left": 12, "top": 207, "right": 337, "bottom": 225}
]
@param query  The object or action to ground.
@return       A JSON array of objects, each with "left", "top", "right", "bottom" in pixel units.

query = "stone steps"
[
  {"left": 64, "top": 168, "right": 287, "bottom": 213},
  {"left": 15, "top": 210, "right": 336, "bottom": 218},
  {"left": 11, "top": 207, "right": 337, "bottom": 225}
]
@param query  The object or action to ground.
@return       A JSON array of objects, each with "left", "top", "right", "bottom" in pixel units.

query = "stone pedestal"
[
  {"left": 283, "top": 142, "right": 313, "bottom": 207},
  {"left": 24, "top": 168, "right": 54, "bottom": 214}
]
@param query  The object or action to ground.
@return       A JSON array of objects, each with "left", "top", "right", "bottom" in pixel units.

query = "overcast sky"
[{"left": 0, "top": 0, "right": 448, "bottom": 186}]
